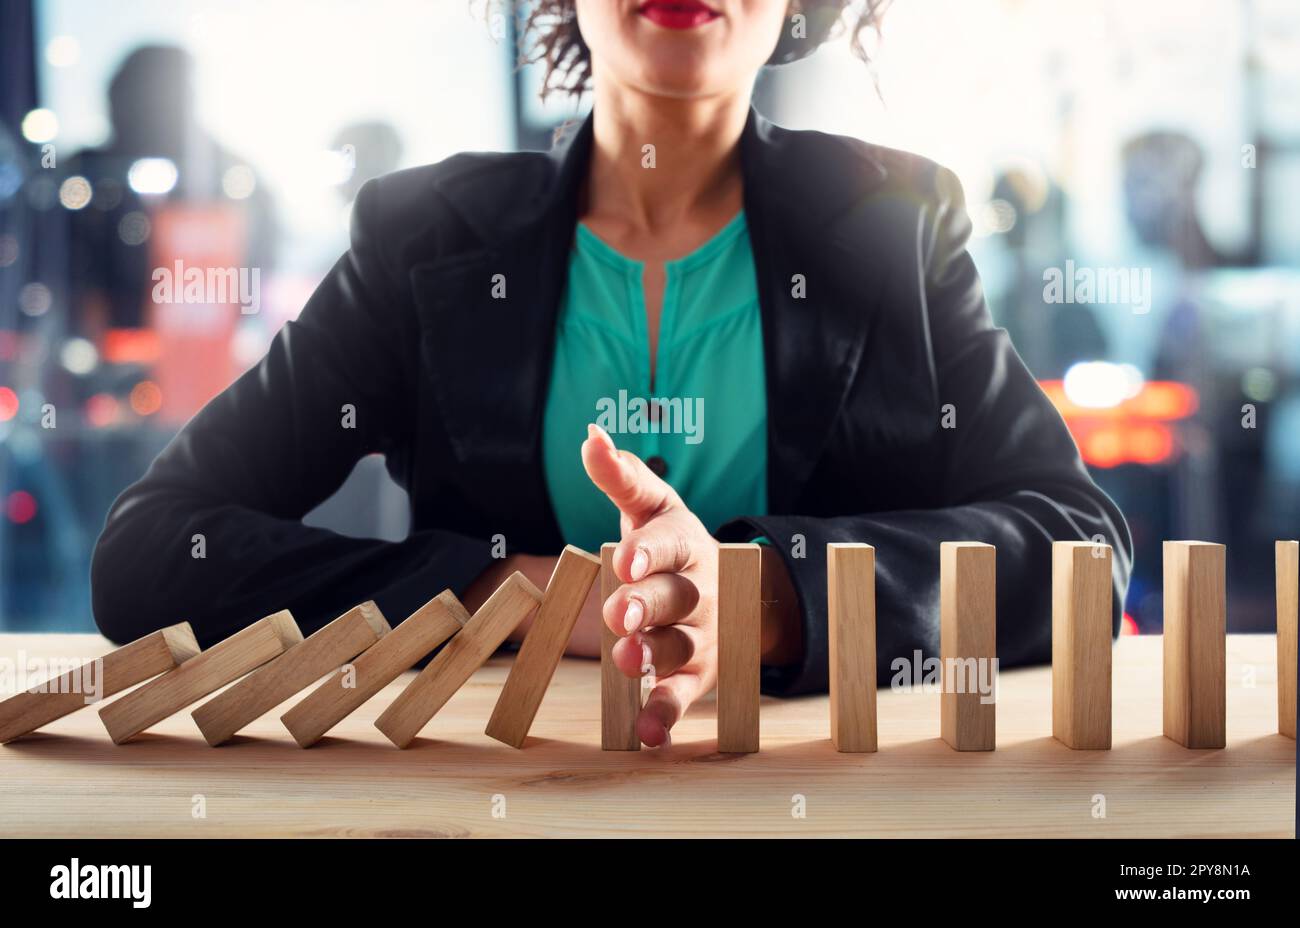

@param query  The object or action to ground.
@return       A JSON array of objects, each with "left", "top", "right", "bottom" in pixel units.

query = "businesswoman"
[{"left": 92, "top": 0, "right": 1132, "bottom": 748}]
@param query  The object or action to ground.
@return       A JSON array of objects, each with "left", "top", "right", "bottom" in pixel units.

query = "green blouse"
[{"left": 542, "top": 210, "right": 768, "bottom": 551}]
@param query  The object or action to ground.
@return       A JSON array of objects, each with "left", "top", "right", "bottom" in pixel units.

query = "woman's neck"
[{"left": 584, "top": 78, "right": 750, "bottom": 234}]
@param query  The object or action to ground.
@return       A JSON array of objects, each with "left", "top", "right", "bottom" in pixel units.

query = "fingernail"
[
  {"left": 658, "top": 730, "right": 672, "bottom": 750},
  {"left": 587, "top": 423, "right": 615, "bottom": 450},
  {"left": 630, "top": 547, "right": 649, "bottom": 580},
  {"left": 623, "top": 597, "right": 644, "bottom": 634},
  {"left": 640, "top": 640, "right": 652, "bottom": 670}
]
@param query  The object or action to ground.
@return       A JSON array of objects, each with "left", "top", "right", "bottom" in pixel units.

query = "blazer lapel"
[
  {"left": 740, "top": 107, "right": 890, "bottom": 513},
  {"left": 410, "top": 116, "right": 593, "bottom": 535}
]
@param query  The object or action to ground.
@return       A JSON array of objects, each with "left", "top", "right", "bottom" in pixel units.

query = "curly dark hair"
[{"left": 506, "top": 0, "right": 891, "bottom": 100}]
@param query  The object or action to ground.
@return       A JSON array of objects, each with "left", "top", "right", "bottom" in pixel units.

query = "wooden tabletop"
[{"left": 0, "top": 633, "right": 1292, "bottom": 838}]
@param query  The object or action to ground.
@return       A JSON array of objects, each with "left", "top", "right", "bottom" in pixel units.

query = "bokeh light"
[
  {"left": 18, "top": 282, "right": 53, "bottom": 317},
  {"left": 129, "top": 380, "right": 163, "bottom": 416},
  {"left": 58, "top": 175, "right": 93, "bottom": 209},
  {"left": 20, "top": 108, "right": 58, "bottom": 143},
  {"left": 127, "top": 157, "right": 179, "bottom": 195},
  {"left": 118, "top": 211, "right": 151, "bottom": 246},
  {"left": 0, "top": 386, "right": 19, "bottom": 422},
  {"left": 45, "top": 34, "right": 81, "bottom": 68},
  {"left": 85, "top": 393, "right": 120, "bottom": 428},
  {"left": 5, "top": 491, "right": 38, "bottom": 526},
  {"left": 59, "top": 337, "right": 99, "bottom": 375}
]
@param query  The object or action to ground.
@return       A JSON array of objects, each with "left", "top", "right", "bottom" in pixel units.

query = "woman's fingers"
[
  {"left": 602, "top": 571, "right": 700, "bottom": 636},
  {"left": 581, "top": 424, "right": 676, "bottom": 529},
  {"left": 614, "top": 514, "right": 697, "bottom": 582},
  {"left": 637, "top": 671, "right": 708, "bottom": 748},
  {"left": 610, "top": 624, "right": 698, "bottom": 679}
]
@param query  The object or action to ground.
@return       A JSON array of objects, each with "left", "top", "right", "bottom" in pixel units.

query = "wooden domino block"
[
  {"left": 940, "top": 542, "right": 996, "bottom": 752},
  {"left": 1163, "top": 541, "right": 1226, "bottom": 749},
  {"left": 281, "top": 591, "right": 469, "bottom": 747},
  {"left": 192, "top": 602, "right": 390, "bottom": 745},
  {"left": 486, "top": 545, "right": 601, "bottom": 748},
  {"left": 1052, "top": 541, "right": 1113, "bottom": 750},
  {"left": 0, "top": 623, "right": 199, "bottom": 744},
  {"left": 717, "top": 543, "right": 761, "bottom": 753},
  {"left": 1275, "top": 540, "right": 1297, "bottom": 739},
  {"left": 828, "top": 543, "right": 876, "bottom": 752},
  {"left": 98, "top": 611, "right": 302, "bottom": 744},
  {"left": 600, "top": 543, "right": 641, "bottom": 751},
  {"left": 375, "top": 573, "right": 541, "bottom": 748}
]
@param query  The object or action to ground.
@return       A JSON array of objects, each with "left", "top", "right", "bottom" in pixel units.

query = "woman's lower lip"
[{"left": 638, "top": 3, "right": 720, "bottom": 30}]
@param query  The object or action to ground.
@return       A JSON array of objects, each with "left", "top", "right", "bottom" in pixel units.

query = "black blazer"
[{"left": 91, "top": 107, "right": 1132, "bottom": 695}]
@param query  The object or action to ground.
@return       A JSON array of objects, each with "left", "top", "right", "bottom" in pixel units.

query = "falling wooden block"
[
  {"left": 98, "top": 611, "right": 302, "bottom": 744},
  {"left": 600, "top": 543, "right": 641, "bottom": 751},
  {"left": 0, "top": 623, "right": 199, "bottom": 744},
  {"left": 1052, "top": 541, "right": 1113, "bottom": 750},
  {"left": 486, "top": 545, "right": 601, "bottom": 748},
  {"left": 718, "top": 543, "right": 761, "bottom": 753},
  {"left": 1275, "top": 540, "right": 1297, "bottom": 739},
  {"left": 191, "top": 602, "right": 389, "bottom": 746},
  {"left": 281, "top": 591, "right": 469, "bottom": 747},
  {"left": 940, "top": 542, "right": 996, "bottom": 752},
  {"left": 1163, "top": 540, "right": 1226, "bottom": 749},
  {"left": 375, "top": 573, "right": 541, "bottom": 748},
  {"left": 827, "top": 543, "right": 876, "bottom": 753}
]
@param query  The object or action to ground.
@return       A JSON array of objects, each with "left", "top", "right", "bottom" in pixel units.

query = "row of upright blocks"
[
  {"left": 0, "top": 540, "right": 1296, "bottom": 751},
  {"left": 602, "top": 538, "right": 1298, "bottom": 752}
]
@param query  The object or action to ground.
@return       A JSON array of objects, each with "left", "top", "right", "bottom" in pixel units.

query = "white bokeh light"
[{"left": 127, "top": 158, "right": 179, "bottom": 196}]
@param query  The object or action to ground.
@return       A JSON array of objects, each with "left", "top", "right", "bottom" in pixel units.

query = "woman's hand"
[
  {"left": 580, "top": 423, "right": 720, "bottom": 748},
  {"left": 465, "top": 423, "right": 804, "bottom": 745}
]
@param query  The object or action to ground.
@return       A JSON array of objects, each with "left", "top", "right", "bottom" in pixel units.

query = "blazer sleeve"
[
  {"left": 90, "top": 179, "right": 495, "bottom": 648},
  {"left": 721, "top": 167, "right": 1133, "bottom": 697}
]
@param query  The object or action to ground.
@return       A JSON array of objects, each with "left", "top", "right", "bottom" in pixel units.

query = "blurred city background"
[{"left": 1, "top": 0, "right": 1297, "bottom": 635}]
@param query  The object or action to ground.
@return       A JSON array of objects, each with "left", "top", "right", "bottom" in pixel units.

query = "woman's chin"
[{"left": 626, "top": 67, "right": 733, "bottom": 101}]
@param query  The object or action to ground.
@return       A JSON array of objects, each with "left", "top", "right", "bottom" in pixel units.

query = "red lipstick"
[{"left": 638, "top": 0, "right": 721, "bottom": 30}]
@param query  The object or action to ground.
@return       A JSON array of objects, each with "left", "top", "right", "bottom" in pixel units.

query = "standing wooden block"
[
  {"left": 486, "top": 545, "right": 601, "bottom": 748},
  {"left": 717, "top": 543, "right": 761, "bottom": 753},
  {"left": 192, "top": 602, "right": 390, "bottom": 746},
  {"left": 0, "top": 623, "right": 199, "bottom": 744},
  {"left": 940, "top": 542, "right": 997, "bottom": 752},
  {"left": 828, "top": 543, "right": 877, "bottom": 752},
  {"left": 1052, "top": 541, "right": 1113, "bottom": 750},
  {"left": 1275, "top": 540, "right": 1297, "bottom": 739},
  {"left": 1163, "top": 541, "right": 1226, "bottom": 749},
  {"left": 600, "top": 543, "right": 641, "bottom": 751},
  {"left": 375, "top": 573, "right": 541, "bottom": 748},
  {"left": 98, "top": 612, "right": 302, "bottom": 744},
  {"left": 281, "top": 591, "right": 469, "bottom": 747}
]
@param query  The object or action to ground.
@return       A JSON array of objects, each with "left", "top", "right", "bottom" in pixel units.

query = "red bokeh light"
[
  {"left": 1041, "top": 379, "right": 1195, "bottom": 468},
  {"left": 6, "top": 490, "right": 38, "bottom": 525},
  {"left": 85, "top": 393, "right": 120, "bottom": 428},
  {"left": 0, "top": 385, "right": 18, "bottom": 422}
]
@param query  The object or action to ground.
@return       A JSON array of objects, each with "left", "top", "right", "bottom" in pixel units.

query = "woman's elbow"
[
  {"left": 89, "top": 517, "right": 175, "bottom": 645},
  {"left": 90, "top": 530, "right": 137, "bottom": 644}
]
